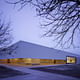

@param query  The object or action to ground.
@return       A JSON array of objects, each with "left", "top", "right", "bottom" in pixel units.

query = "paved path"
[
  {"left": 0, "top": 64, "right": 80, "bottom": 80},
  {"left": 30, "top": 64, "right": 80, "bottom": 79}
]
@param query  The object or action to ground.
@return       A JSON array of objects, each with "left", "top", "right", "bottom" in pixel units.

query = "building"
[{"left": 0, "top": 41, "right": 80, "bottom": 65}]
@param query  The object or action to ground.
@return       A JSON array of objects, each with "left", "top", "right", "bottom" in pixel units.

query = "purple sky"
[{"left": 0, "top": 0, "right": 80, "bottom": 55}]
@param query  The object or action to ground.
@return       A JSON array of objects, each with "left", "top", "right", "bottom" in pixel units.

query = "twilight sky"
[{"left": 0, "top": 0, "right": 80, "bottom": 55}]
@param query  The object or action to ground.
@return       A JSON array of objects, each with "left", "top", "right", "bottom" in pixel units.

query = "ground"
[
  {"left": 0, "top": 64, "right": 80, "bottom": 80},
  {"left": 0, "top": 65, "right": 28, "bottom": 78},
  {"left": 30, "top": 64, "right": 80, "bottom": 79}
]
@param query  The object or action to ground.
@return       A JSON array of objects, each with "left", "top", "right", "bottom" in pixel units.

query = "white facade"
[{"left": 0, "top": 41, "right": 80, "bottom": 64}]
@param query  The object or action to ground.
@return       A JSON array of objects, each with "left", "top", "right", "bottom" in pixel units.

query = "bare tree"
[
  {"left": 6, "top": 0, "right": 80, "bottom": 48},
  {"left": 0, "top": 14, "right": 12, "bottom": 55}
]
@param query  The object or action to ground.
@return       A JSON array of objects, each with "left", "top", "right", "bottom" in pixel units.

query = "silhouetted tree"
[
  {"left": 0, "top": 13, "right": 12, "bottom": 55},
  {"left": 6, "top": 0, "right": 80, "bottom": 48}
]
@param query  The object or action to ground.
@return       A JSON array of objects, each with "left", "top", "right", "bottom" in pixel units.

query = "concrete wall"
[{"left": 76, "top": 57, "right": 80, "bottom": 64}]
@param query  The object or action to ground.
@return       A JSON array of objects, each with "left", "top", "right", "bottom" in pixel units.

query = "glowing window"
[{"left": 66, "top": 56, "right": 76, "bottom": 64}]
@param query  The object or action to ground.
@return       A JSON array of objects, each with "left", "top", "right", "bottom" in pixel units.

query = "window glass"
[{"left": 67, "top": 56, "right": 76, "bottom": 64}]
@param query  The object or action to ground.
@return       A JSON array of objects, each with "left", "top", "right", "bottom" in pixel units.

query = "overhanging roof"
[{"left": 0, "top": 41, "right": 80, "bottom": 59}]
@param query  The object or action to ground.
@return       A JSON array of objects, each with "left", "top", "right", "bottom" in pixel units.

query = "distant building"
[{"left": 0, "top": 41, "right": 80, "bottom": 65}]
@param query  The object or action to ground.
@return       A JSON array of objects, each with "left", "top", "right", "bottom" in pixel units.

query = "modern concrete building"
[{"left": 0, "top": 41, "right": 80, "bottom": 65}]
